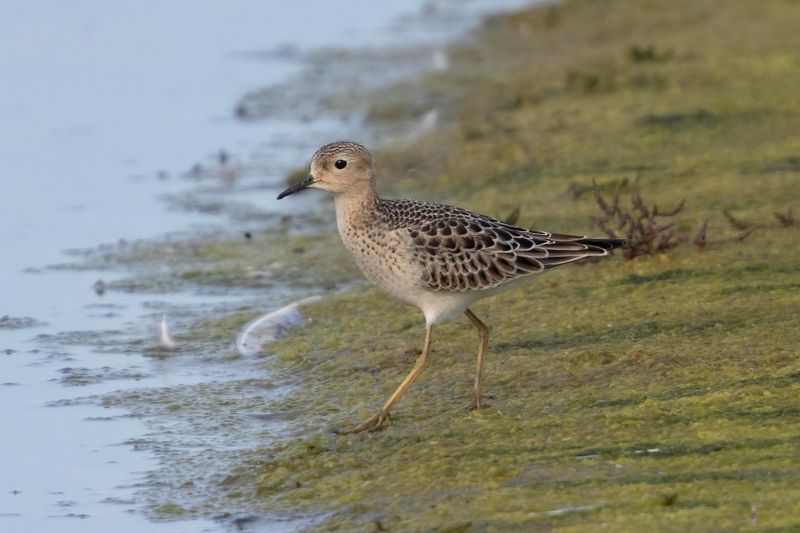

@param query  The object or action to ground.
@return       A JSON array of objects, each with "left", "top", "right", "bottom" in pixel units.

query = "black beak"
[{"left": 277, "top": 175, "right": 315, "bottom": 200}]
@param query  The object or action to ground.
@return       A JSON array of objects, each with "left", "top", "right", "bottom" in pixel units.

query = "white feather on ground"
[
  {"left": 432, "top": 48, "right": 449, "bottom": 71},
  {"left": 159, "top": 313, "right": 179, "bottom": 351},
  {"left": 236, "top": 295, "right": 321, "bottom": 358}
]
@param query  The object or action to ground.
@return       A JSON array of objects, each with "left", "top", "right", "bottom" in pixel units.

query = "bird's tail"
[
  {"left": 576, "top": 237, "right": 626, "bottom": 251},
  {"left": 535, "top": 235, "right": 626, "bottom": 269}
]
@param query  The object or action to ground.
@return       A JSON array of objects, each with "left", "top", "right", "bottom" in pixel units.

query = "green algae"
[
  {"left": 88, "top": 0, "right": 800, "bottom": 528},
  {"left": 76, "top": 226, "right": 356, "bottom": 294},
  {"left": 195, "top": 0, "right": 800, "bottom": 530},
  {"left": 231, "top": 240, "right": 800, "bottom": 527},
  {"left": 153, "top": 503, "right": 186, "bottom": 516}
]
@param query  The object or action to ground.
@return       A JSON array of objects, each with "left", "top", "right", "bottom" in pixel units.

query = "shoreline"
[
  {"left": 46, "top": 1, "right": 545, "bottom": 529},
  {"left": 30, "top": 0, "right": 799, "bottom": 530},
  {"left": 216, "top": 0, "right": 800, "bottom": 530},
  {"left": 1, "top": 2, "right": 543, "bottom": 532}
]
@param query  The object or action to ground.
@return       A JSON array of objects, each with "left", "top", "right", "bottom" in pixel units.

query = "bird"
[{"left": 277, "top": 141, "right": 625, "bottom": 433}]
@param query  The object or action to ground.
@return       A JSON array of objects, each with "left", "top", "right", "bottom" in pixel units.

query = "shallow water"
[{"left": 0, "top": 1, "right": 534, "bottom": 530}]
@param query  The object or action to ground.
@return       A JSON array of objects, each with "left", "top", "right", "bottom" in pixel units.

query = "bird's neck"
[{"left": 334, "top": 189, "right": 381, "bottom": 233}]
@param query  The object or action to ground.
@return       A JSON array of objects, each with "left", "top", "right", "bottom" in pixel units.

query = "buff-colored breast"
[{"left": 338, "top": 214, "right": 424, "bottom": 306}]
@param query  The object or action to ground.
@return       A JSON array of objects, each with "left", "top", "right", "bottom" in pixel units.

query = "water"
[{"left": 0, "top": 1, "right": 534, "bottom": 531}]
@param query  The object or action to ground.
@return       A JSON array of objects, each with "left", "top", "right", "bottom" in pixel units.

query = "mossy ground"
[{"left": 162, "top": 0, "right": 800, "bottom": 530}]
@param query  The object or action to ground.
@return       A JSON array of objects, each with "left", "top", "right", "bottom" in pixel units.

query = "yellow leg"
[
  {"left": 465, "top": 308, "right": 490, "bottom": 410},
  {"left": 338, "top": 325, "right": 433, "bottom": 434}
]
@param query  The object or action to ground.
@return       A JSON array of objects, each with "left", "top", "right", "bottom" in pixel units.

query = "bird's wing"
[{"left": 380, "top": 199, "right": 614, "bottom": 293}]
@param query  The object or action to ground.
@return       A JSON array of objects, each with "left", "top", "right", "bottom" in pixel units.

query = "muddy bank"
[
  {"left": 208, "top": 0, "right": 800, "bottom": 530},
  {"left": 1, "top": 2, "right": 542, "bottom": 531},
  {"left": 57, "top": 0, "right": 800, "bottom": 529}
]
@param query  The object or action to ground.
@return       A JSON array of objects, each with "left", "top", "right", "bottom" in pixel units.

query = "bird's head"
[{"left": 277, "top": 141, "right": 374, "bottom": 199}]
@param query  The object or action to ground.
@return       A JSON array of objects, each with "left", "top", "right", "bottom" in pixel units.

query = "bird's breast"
[{"left": 338, "top": 222, "right": 423, "bottom": 305}]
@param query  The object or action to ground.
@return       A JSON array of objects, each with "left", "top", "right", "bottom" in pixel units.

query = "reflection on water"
[{"left": 0, "top": 0, "right": 533, "bottom": 530}]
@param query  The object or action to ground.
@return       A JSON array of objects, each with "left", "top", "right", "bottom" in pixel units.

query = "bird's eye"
[{"left": 335, "top": 159, "right": 347, "bottom": 170}]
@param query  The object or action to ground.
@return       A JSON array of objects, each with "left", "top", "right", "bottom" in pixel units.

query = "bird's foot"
[
  {"left": 466, "top": 394, "right": 494, "bottom": 411},
  {"left": 336, "top": 410, "right": 389, "bottom": 434}
]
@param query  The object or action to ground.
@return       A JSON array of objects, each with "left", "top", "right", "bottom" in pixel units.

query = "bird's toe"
[{"left": 335, "top": 410, "right": 389, "bottom": 434}]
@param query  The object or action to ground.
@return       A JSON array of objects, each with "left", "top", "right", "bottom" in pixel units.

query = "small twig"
[
  {"left": 591, "top": 178, "right": 614, "bottom": 216},
  {"left": 732, "top": 225, "right": 759, "bottom": 242},
  {"left": 590, "top": 180, "right": 690, "bottom": 259},
  {"left": 704, "top": 224, "right": 760, "bottom": 246},
  {"left": 774, "top": 207, "right": 795, "bottom": 227},
  {"left": 503, "top": 206, "right": 521, "bottom": 226},
  {"left": 693, "top": 220, "right": 708, "bottom": 248},
  {"left": 723, "top": 209, "right": 752, "bottom": 230},
  {"left": 657, "top": 199, "right": 685, "bottom": 217}
]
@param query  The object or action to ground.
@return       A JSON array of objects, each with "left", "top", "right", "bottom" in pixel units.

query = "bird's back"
[{"left": 376, "top": 198, "right": 624, "bottom": 293}]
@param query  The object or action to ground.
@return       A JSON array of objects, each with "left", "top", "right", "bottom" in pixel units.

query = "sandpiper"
[{"left": 278, "top": 141, "right": 624, "bottom": 433}]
